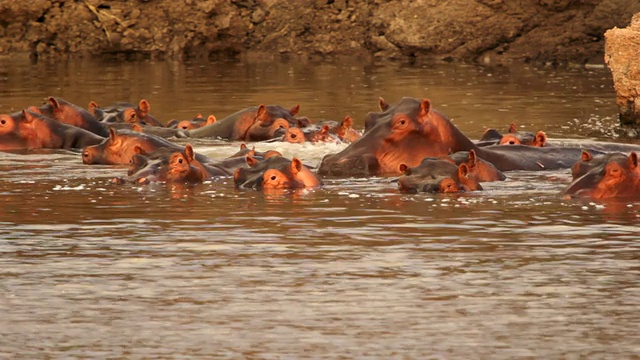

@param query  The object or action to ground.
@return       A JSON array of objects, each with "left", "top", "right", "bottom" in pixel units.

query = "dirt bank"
[{"left": 0, "top": 0, "right": 639, "bottom": 65}]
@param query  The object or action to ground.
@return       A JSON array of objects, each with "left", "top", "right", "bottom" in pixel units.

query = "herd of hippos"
[{"left": 1, "top": 96, "right": 640, "bottom": 199}]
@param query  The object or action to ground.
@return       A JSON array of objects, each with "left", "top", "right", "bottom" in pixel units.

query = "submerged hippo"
[
  {"left": 234, "top": 156, "right": 322, "bottom": 190},
  {"left": 82, "top": 128, "right": 209, "bottom": 165},
  {"left": 479, "top": 123, "right": 547, "bottom": 147},
  {"left": 397, "top": 159, "right": 482, "bottom": 193},
  {"left": 32, "top": 96, "right": 109, "bottom": 137},
  {"left": 318, "top": 97, "right": 601, "bottom": 177},
  {"left": 180, "top": 104, "right": 305, "bottom": 141},
  {"left": 564, "top": 152, "right": 640, "bottom": 199},
  {"left": 0, "top": 110, "right": 104, "bottom": 150},
  {"left": 89, "top": 99, "right": 163, "bottom": 127}
]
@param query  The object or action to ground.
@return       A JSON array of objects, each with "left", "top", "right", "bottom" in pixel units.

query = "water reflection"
[{"left": 0, "top": 57, "right": 639, "bottom": 358}]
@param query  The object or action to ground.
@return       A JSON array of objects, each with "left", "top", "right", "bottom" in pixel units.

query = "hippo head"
[
  {"left": 234, "top": 156, "right": 321, "bottom": 190},
  {"left": 318, "top": 97, "right": 477, "bottom": 177},
  {"left": 397, "top": 159, "right": 482, "bottom": 193},
  {"left": 447, "top": 149, "right": 506, "bottom": 182},
  {"left": 244, "top": 104, "right": 301, "bottom": 141},
  {"left": 564, "top": 152, "right": 640, "bottom": 199}
]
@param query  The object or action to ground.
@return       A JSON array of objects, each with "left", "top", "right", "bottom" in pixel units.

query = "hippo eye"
[
  {"left": 0, "top": 119, "right": 5, "bottom": 125},
  {"left": 182, "top": 126, "right": 188, "bottom": 130},
  {"left": 178, "top": 158, "right": 184, "bottom": 164},
  {"left": 270, "top": 175, "right": 276, "bottom": 181},
  {"left": 291, "top": 133, "right": 297, "bottom": 138},
  {"left": 399, "top": 119, "right": 406, "bottom": 126},
  {"left": 508, "top": 141, "right": 515, "bottom": 145}
]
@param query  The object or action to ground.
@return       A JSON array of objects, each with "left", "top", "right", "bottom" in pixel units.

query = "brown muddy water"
[{"left": 0, "top": 56, "right": 639, "bottom": 359}]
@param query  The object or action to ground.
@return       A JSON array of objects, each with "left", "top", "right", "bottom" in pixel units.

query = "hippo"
[
  {"left": 445, "top": 150, "right": 506, "bottom": 182},
  {"left": 118, "top": 144, "right": 212, "bottom": 185},
  {"left": 33, "top": 97, "right": 109, "bottom": 137},
  {"left": 283, "top": 125, "right": 340, "bottom": 144},
  {"left": 318, "top": 97, "right": 599, "bottom": 176},
  {"left": 564, "top": 152, "right": 640, "bottom": 199},
  {"left": 570, "top": 150, "right": 629, "bottom": 180},
  {"left": 227, "top": 143, "right": 283, "bottom": 159},
  {"left": 89, "top": 99, "right": 163, "bottom": 127},
  {"left": 180, "top": 104, "right": 303, "bottom": 141},
  {"left": 82, "top": 128, "right": 209, "bottom": 165},
  {"left": 479, "top": 123, "right": 547, "bottom": 147},
  {"left": 166, "top": 115, "right": 217, "bottom": 130},
  {"left": 0, "top": 110, "right": 104, "bottom": 151},
  {"left": 397, "top": 159, "right": 482, "bottom": 193},
  {"left": 333, "top": 116, "right": 362, "bottom": 143},
  {"left": 120, "top": 144, "right": 231, "bottom": 184},
  {"left": 234, "top": 156, "right": 322, "bottom": 190},
  {"left": 106, "top": 122, "right": 184, "bottom": 139}
]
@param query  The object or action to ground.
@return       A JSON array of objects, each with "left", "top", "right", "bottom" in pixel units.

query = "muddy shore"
[{"left": 1, "top": 0, "right": 639, "bottom": 65}]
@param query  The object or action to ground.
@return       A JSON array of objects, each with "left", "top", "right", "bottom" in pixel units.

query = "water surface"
[{"left": 0, "top": 56, "right": 639, "bottom": 358}]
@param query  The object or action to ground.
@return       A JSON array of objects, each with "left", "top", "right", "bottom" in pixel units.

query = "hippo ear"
[
  {"left": 398, "top": 163, "right": 411, "bottom": 175},
  {"left": 581, "top": 150, "right": 593, "bottom": 162},
  {"left": 379, "top": 97, "right": 390, "bottom": 111},
  {"left": 458, "top": 163, "right": 470, "bottom": 178},
  {"left": 131, "top": 123, "right": 143, "bottom": 132},
  {"left": 629, "top": 152, "right": 638, "bottom": 169},
  {"left": 109, "top": 127, "right": 118, "bottom": 141},
  {"left": 133, "top": 145, "right": 146, "bottom": 155},
  {"left": 245, "top": 155, "right": 259, "bottom": 167},
  {"left": 290, "top": 158, "right": 303, "bottom": 174},
  {"left": 48, "top": 97, "right": 61, "bottom": 111},
  {"left": 419, "top": 99, "right": 431, "bottom": 118},
  {"left": 184, "top": 144, "right": 195, "bottom": 162},
  {"left": 87, "top": 101, "right": 99, "bottom": 115},
  {"left": 320, "top": 124, "right": 330, "bottom": 134},
  {"left": 289, "top": 104, "right": 300, "bottom": 116},
  {"left": 247, "top": 149, "right": 256, "bottom": 157},
  {"left": 206, "top": 115, "right": 217, "bottom": 125},
  {"left": 138, "top": 99, "right": 151, "bottom": 116},
  {"left": 468, "top": 149, "right": 477, "bottom": 167},
  {"left": 256, "top": 104, "right": 269, "bottom": 123},
  {"left": 534, "top": 131, "right": 547, "bottom": 147},
  {"left": 166, "top": 119, "right": 179, "bottom": 128},
  {"left": 239, "top": 143, "right": 247, "bottom": 150},
  {"left": 341, "top": 115, "right": 353, "bottom": 128},
  {"left": 508, "top": 123, "right": 517, "bottom": 133},
  {"left": 22, "top": 109, "right": 36, "bottom": 124}
]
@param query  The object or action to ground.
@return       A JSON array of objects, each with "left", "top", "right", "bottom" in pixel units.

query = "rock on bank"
[
  {"left": 605, "top": 13, "right": 640, "bottom": 128},
  {"left": 0, "top": 0, "right": 639, "bottom": 65}
]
